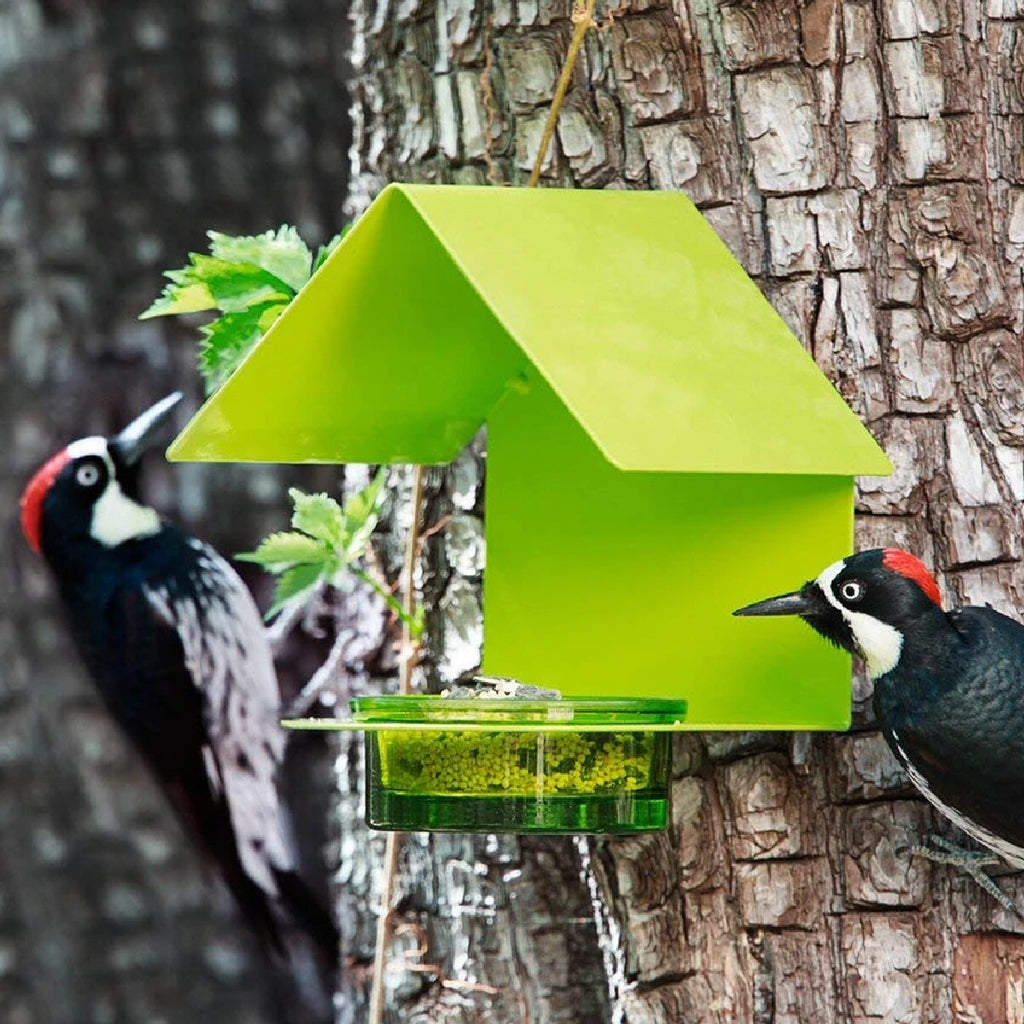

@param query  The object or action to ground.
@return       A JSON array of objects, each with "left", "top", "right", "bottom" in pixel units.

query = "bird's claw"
[
  {"left": 912, "top": 834, "right": 1001, "bottom": 867},
  {"left": 911, "top": 836, "right": 1022, "bottom": 919}
]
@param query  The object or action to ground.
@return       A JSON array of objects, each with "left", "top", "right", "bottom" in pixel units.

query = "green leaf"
[
  {"left": 140, "top": 277, "right": 216, "bottom": 319},
  {"left": 187, "top": 255, "right": 294, "bottom": 313},
  {"left": 288, "top": 488, "right": 346, "bottom": 549},
  {"left": 143, "top": 224, "right": 346, "bottom": 400},
  {"left": 266, "top": 562, "right": 328, "bottom": 620},
  {"left": 208, "top": 226, "right": 313, "bottom": 293},
  {"left": 140, "top": 254, "right": 293, "bottom": 321},
  {"left": 198, "top": 301, "right": 288, "bottom": 394},
  {"left": 342, "top": 467, "right": 388, "bottom": 560},
  {"left": 313, "top": 227, "right": 350, "bottom": 274},
  {"left": 237, "top": 531, "right": 329, "bottom": 571}
]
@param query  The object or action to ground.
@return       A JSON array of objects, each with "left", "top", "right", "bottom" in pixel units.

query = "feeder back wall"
[
  {"left": 168, "top": 184, "right": 893, "bottom": 730},
  {"left": 487, "top": 368, "right": 855, "bottom": 729}
]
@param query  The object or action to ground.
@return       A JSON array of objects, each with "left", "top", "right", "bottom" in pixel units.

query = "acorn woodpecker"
[
  {"left": 735, "top": 547, "right": 1024, "bottom": 913},
  {"left": 20, "top": 393, "right": 338, "bottom": 1007}
]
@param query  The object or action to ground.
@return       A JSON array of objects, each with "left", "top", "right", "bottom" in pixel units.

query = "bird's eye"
[
  {"left": 839, "top": 580, "right": 864, "bottom": 603},
  {"left": 75, "top": 462, "right": 102, "bottom": 488}
]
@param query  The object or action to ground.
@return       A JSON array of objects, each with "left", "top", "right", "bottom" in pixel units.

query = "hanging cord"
[{"left": 527, "top": 0, "right": 599, "bottom": 187}]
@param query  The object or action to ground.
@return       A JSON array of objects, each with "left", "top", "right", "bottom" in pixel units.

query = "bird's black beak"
[
  {"left": 734, "top": 581, "right": 857, "bottom": 657},
  {"left": 109, "top": 393, "right": 183, "bottom": 468},
  {"left": 733, "top": 588, "right": 818, "bottom": 617}
]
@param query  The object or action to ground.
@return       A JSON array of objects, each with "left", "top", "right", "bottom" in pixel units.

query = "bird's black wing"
[
  {"left": 139, "top": 538, "right": 338, "bottom": 964},
  {"left": 892, "top": 605, "right": 1024, "bottom": 857},
  {"left": 66, "top": 528, "right": 336, "bottom": 976},
  {"left": 94, "top": 568, "right": 288, "bottom": 947},
  {"left": 139, "top": 541, "right": 294, "bottom": 890}
]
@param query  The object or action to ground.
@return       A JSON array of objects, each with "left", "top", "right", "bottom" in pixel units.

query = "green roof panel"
[
  {"left": 169, "top": 184, "right": 892, "bottom": 477},
  {"left": 169, "top": 186, "right": 528, "bottom": 464}
]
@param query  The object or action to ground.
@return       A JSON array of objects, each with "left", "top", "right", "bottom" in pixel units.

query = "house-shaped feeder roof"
[
  {"left": 169, "top": 184, "right": 891, "bottom": 476},
  {"left": 170, "top": 184, "right": 892, "bottom": 729}
]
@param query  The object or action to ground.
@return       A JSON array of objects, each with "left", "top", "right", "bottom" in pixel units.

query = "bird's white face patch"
[
  {"left": 816, "top": 559, "right": 904, "bottom": 679},
  {"left": 66, "top": 437, "right": 161, "bottom": 547}
]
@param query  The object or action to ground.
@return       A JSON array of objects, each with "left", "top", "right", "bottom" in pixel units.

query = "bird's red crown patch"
[
  {"left": 882, "top": 548, "right": 942, "bottom": 606},
  {"left": 20, "top": 449, "right": 71, "bottom": 555}
]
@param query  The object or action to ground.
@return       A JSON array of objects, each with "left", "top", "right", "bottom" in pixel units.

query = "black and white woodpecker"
[
  {"left": 20, "top": 393, "right": 338, "bottom": 1004},
  {"left": 735, "top": 547, "right": 1024, "bottom": 913}
]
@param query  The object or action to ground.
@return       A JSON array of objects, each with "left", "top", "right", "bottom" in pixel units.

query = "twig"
[
  {"left": 393, "top": 923, "right": 502, "bottom": 995},
  {"left": 417, "top": 512, "right": 452, "bottom": 549},
  {"left": 368, "top": 832, "right": 401, "bottom": 1024},
  {"left": 364, "top": 539, "right": 391, "bottom": 591},
  {"left": 395, "top": 921, "right": 429, "bottom": 957},
  {"left": 368, "top": 465, "right": 427, "bottom": 1024},
  {"left": 264, "top": 588, "right": 316, "bottom": 651},
  {"left": 352, "top": 565, "right": 416, "bottom": 632},
  {"left": 284, "top": 626, "right": 351, "bottom": 718},
  {"left": 527, "top": 0, "right": 599, "bottom": 187},
  {"left": 398, "top": 963, "right": 501, "bottom": 995},
  {"left": 595, "top": 0, "right": 628, "bottom": 32}
]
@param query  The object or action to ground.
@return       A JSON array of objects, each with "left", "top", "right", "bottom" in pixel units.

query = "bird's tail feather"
[
  {"left": 268, "top": 868, "right": 339, "bottom": 1023},
  {"left": 223, "top": 865, "right": 338, "bottom": 1022},
  {"left": 273, "top": 866, "right": 340, "bottom": 965}
]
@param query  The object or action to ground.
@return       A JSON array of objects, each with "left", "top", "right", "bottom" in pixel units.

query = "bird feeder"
[
  {"left": 348, "top": 695, "right": 684, "bottom": 833},
  {"left": 168, "top": 184, "right": 891, "bottom": 832}
]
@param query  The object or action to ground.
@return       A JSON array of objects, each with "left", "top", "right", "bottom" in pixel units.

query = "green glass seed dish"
[{"left": 345, "top": 696, "right": 687, "bottom": 833}]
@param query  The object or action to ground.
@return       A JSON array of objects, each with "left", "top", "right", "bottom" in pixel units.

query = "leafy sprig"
[
  {"left": 141, "top": 225, "right": 347, "bottom": 394},
  {"left": 143, "top": 223, "right": 414, "bottom": 635},
  {"left": 238, "top": 469, "right": 424, "bottom": 635}
]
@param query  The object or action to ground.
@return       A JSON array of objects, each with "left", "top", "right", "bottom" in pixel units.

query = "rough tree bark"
[
  {"left": 1, "top": 2, "right": 349, "bottom": 1021},
  {"left": 340, "top": 1, "right": 1024, "bottom": 1022}
]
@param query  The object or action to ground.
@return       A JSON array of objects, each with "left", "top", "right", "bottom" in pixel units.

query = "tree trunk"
[
  {"left": 2, "top": 2, "right": 348, "bottom": 1021},
  {"left": 343, "top": 1, "right": 1024, "bottom": 1021}
]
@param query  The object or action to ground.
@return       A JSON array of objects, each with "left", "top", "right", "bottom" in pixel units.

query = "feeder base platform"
[{"left": 367, "top": 789, "right": 670, "bottom": 833}]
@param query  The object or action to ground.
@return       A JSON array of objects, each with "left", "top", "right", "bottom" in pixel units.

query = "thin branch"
[
  {"left": 283, "top": 626, "right": 351, "bottom": 718},
  {"left": 351, "top": 565, "right": 420, "bottom": 634},
  {"left": 368, "top": 832, "right": 401, "bottom": 1024},
  {"left": 397, "top": 962, "right": 501, "bottom": 995},
  {"left": 595, "top": 0, "right": 628, "bottom": 31},
  {"left": 393, "top": 922, "right": 502, "bottom": 995},
  {"left": 264, "top": 587, "right": 316, "bottom": 651},
  {"left": 417, "top": 512, "right": 451, "bottom": 550},
  {"left": 394, "top": 921, "right": 429, "bottom": 957}
]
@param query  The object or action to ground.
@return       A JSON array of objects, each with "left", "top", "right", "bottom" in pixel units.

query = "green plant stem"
[
  {"left": 527, "top": 0, "right": 598, "bottom": 187},
  {"left": 351, "top": 566, "right": 423, "bottom": 637},
  {"left": 368, "top": 465, "right": 427, "bottom": 1024},
  {"left": 399, "top": 465, "right": 427, "bottom": 689}
]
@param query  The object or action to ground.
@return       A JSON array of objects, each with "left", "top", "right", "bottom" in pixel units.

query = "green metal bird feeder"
[{"left": 168, "top": 184, "right": 891, "bottom": 833}]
